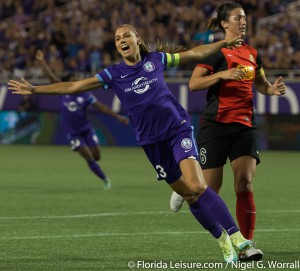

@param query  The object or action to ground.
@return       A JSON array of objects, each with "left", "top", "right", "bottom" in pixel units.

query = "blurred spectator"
[
  {"left": 12, "top": 5, "right": 29, "bottom": 29},
  {"left": 0, "top": 0, "right": 299, "bottom": 79},
  {"left": 18, "top": 94, "right": 38, "bottom": 112},
  {"left": 89, "top": 46, "right": 102, "bottom": 73},
  {"left": 87, "top": 18, "right": 106, "bottom": 48},
  {"left": 76, "top": 48, "right": 91, "bottom": 73},
  {"left": 264, "top": 0, "right": 285, "bottom": 15},
  {"left": 17, "top": 94, "right": 40, "bottom": 144},
  {"left": 291, "top": 51, "right": 300, "bottom": 70}
]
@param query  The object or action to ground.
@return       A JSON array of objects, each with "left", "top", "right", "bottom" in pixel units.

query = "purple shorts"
[
  {"left": 67, "top": 128, "right": 99, "bottom": 151},
  {"left": 142, "top": 126, "right": 199, "bottom": 184}
]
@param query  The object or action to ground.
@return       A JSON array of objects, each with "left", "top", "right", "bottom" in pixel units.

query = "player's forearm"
[
  {"left": 189, "top": 73, "right": 223, "bottom": 91},
  {"left": 31, "top": 82, "right": 73, "bottom": 94},
  {"left": 96, "top": 104, "right": 119, "bottom": 118},
  {"left": 33, "top": 78, "right": 103, "bottom": 94},
  {"left": 179, "top": 40, "right": 227, "bottom": 64},
  {"left": 193, "top": 40, "right": 228, "bottom": 59},
  {"left": 255, "top": 78, "right": 273, "bottom": 96},
  {"left": 257, "top": 84, "right": 274, "bottom": 96}
]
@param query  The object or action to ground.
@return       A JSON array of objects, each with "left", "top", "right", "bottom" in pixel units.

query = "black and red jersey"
[{"left": 196, "top": 43, "right": 263, "bottom": 127}]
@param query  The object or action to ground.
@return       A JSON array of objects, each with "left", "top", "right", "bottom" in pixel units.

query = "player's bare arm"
[
  {"left": 254, "top": 74, "right": 286, "bottom": 96},
  {"left": 179, "top": 36, "right": 243, "bottom": 64},
  {"left": 189, "top": 67, "right": 245, "bottom": 91},
  {"left": 8, "top": 77, "right": 103, "bottom": 95}
]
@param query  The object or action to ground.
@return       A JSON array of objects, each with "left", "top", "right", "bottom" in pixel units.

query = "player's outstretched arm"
[
  {"left": 178, "top": 36, "right": 243, "bottom": 64},
  {"left": 8, "top": 77, "right": 103, "bottom": 95}
]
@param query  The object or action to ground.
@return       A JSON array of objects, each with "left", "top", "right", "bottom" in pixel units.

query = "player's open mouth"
[{"left": 121, "top": 44, "right": 130, "bottom": 53}]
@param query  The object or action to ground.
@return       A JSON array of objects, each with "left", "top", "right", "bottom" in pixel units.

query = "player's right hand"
[{"left": 7, "top": 77, "right": 35, "bottom": 95}]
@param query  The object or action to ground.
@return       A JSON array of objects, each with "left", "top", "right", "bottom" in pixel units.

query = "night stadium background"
[{"left": 0, "top": 1, "right": 299, "bottom": 270}]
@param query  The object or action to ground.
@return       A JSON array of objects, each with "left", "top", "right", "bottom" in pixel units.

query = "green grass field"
[{"left": 0, "top": 145, "right": 299, "bottom": 271}]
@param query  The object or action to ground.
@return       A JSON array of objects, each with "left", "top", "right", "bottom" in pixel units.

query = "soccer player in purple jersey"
[
  {"left": 9, "top": 24, "right": 257, "bottom": 262},
  {"left": 35, "top": 50, "right": 129, "bottom": 189}
]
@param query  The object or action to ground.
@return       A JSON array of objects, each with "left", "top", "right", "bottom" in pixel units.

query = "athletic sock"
[
  {"left": 88, "top": 160, "right": 107, "bottom": 181},
  {"left": 206, "top": 187, "right": 239, "bottom": 235},
  {"left": 189, "top": 187, "right": 238, "bottom": 238},
  {"left": 236, "top": 191, "right": 256, "bottom": 240},
  {"left": 189, "top": 195, "right": 223, "bottom": 238}
]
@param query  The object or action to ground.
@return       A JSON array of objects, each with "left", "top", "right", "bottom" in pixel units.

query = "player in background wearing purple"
[
  {"left": 9, "top": 24, "right": 258, "bottom": 263},
  {"left": 35, "top": 50, "right": 129, "bottom": 190},
  {"left": 170, "top": 2, "right": 286, "bottom": 260}
]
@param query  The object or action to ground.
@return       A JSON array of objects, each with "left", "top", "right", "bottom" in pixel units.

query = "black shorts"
[{"left": 196, "top": 120, "right": 260, "bottom": 169}]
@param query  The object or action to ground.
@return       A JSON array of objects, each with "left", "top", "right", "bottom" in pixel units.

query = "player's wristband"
[{"left": 256, "top": 67, "right": 265, "bottom": 77}]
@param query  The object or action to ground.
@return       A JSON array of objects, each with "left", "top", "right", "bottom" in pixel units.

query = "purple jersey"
[
  {"left": 96, "top": 52, "right": 190, "bottom": 145},
  {"left": 60, "top": 92, "right": 97, "bottom": 134}
]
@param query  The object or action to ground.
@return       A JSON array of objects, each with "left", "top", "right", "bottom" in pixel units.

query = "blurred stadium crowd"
[{"left": 0, "top": 0, "right": 300, "bottom": 79}]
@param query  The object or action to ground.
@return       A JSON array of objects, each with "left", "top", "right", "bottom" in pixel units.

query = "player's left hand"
[{"left": 271, "top": 76, "right": 286, "bottom": 96}]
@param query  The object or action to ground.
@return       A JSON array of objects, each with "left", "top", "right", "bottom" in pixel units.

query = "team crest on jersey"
[
  {"left": 181, "top": 138, "right": 192, "bottom": 151},
  {"left": 143, "top": 61, "right": 155, "bottom": 72},
  {"left": 249, "top": 54, "right": 255, "bottom": 63},
  {"left": 236, "top": 64, "right": 255, "bottom": 80}
]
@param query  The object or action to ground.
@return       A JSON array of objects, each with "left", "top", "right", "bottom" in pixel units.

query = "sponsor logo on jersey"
[
  {"left": 143, "top": 61, "right": 155, "bottom": 72},
  {"left": 124, "top": 77, "right": 158, "bottom": 94}
]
